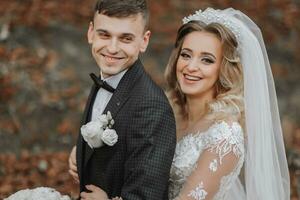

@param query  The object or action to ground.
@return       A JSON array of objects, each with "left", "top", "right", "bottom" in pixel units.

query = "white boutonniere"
[{"left": 81, "top": 111, "right": 118, "bottom": 148}]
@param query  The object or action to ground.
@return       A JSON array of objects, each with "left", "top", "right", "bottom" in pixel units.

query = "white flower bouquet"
[{"left": 4, "top": 187, "right": 71, "bottom": 200}]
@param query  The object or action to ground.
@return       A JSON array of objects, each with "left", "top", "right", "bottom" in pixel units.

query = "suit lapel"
[
  {"left": 82, "top": 85, "right": 98, "bottom": 124},
  {"left": 78, "top": 84, "right": 98, "bottom": 182},
  {"left": 83, "top": 59, "right": 144, "bottom": 169},
  {"left": 103, "top": 59, "right": 143, "bottom": 116}
]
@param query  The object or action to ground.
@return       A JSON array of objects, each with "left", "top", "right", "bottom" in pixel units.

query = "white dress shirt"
[{"left": 91, "top": 70, "right": 127, "bottom": 121}]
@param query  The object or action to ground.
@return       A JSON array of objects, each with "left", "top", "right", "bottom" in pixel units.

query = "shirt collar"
[{"left": 100, "top": 69, "right": 128, "bottom": 89}]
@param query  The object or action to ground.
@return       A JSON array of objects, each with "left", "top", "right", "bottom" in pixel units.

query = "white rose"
[
  {"left": 110, "top": 119, "right": 115, "bottom": 126},
  {"left": 81, "top": 121, "right": 104, "bottom": 148},
  {"left": 97, "top": 114, "right": 109, "bottom": 127},
  {"left": 101, "top": 129, "right": 118, "bottom": 146},
  {"left": 106, "top": 111, "right": 112, "bottom": 120}
]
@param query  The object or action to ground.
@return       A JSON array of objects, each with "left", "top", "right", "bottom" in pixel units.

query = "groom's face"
[{"left": 88, "top": 13, "right": 151, "bottom": 78}]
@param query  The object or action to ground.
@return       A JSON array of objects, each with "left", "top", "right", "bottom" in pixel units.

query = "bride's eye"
[
  {"left": 202, "top": 57, "right": 215, "bottom": 64},
  {"left": 180, "top": 52, "right": 191, "bottom": 60}
]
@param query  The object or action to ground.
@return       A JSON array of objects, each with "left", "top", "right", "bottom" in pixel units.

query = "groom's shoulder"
[
  {"left": 127, "top": 60, "right": 170, "bottom": 103},
  {"left": 135, "top": 71, "right": 166, "bottom": 98}
]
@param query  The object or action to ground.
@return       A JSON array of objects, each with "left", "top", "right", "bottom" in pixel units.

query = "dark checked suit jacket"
[{"left": 76, "top": 59, "right": 176, "bottom": 200}]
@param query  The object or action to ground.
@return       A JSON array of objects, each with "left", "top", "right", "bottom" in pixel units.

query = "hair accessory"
[{"left": 183, "top": 8, "right": 241, "bottom": 42}]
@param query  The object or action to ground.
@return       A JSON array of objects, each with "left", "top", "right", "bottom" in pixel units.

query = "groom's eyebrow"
[
  {"left": 96, "top": 29, "right": 109, "bottom": 34},
  {"left": 96, "top": 29, "right": 136, "bottom": 38},
  {"left": 120, "top": 33, "right": 135, "bottom": 38}
]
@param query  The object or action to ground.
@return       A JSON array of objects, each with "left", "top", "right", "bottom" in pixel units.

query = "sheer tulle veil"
[{"left": 182, "top": 8, "right": 290, "bottom": 199}]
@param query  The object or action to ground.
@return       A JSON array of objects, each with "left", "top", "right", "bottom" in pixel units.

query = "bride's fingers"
[
  {"left": 69, "top": 171, "right": 79, "bottom": 181},
  {"left": 69, "top": 161, "right": 78, "bottom": 172},
  {"left": 68, "top": 168, "right": 77, "bottom": 177},
  {"left": 80, "top": 191, "right": 90, "bottom": 199},
  {"left": 69, "top": 169, "right": 79, "bottom": 182},
  {"left": 68, "top": 154, "right": 77, "bottom": 167},
  {"left": 85, "top": 184, "right": 101, "bottom": 192},
  {"left": 68, "top": 146, "right": 77, "bottom": 168}
]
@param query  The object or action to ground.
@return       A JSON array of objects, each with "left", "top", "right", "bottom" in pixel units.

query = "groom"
[{"left": 68, "top": 0, "right": 176, "bottom": 199}]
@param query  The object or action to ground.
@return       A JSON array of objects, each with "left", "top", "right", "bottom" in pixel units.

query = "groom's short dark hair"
[{"left": 94, "top": 0, "right": 149, "bottom": 28}]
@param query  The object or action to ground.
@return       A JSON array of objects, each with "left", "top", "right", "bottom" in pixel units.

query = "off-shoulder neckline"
[{"left": 177, "top": 121, "right": 242, "bottom": 144}]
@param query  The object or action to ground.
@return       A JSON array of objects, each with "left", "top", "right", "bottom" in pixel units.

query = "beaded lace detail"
[
  {"left": 209, "top": 159, "right": 218, "bottom": 172},
  {"left": 182, "top": 8, "right": 241, "bottom": 43},
  {"left": 188, "top": 182, "right": 208, "bottom": 200},
  {"left": 169, "top": 121, "right": 244, "bottom": 200}
]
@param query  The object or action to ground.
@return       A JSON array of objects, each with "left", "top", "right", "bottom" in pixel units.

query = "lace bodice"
[{"left": 169, "top": 121, "right": 245, "bottom": 200}]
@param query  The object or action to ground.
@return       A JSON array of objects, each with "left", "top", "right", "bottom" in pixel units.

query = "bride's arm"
[
  {"left": 176, "top": 122, "right": 244, "bottom": 200},
  {"left": 176, "top": 147, "right": 241, "bottom": 200}
]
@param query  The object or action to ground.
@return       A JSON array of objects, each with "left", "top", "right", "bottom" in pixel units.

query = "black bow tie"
[{"left": 90, "top": 73, "right": 115, "bottom": 93}]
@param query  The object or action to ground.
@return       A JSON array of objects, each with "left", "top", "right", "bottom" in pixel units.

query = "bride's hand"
[
  {"left": 68, "top": 146, "right": 79, "bottom": 183},
  {"left": 80, "top": 185, "right": 108, "bottom": 200},
  {"left": 112, "top": 197, "right": 123, "bottom": 200}
]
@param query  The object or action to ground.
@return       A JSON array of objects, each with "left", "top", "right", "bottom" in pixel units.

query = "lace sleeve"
[{"left": 176, "top": 122, "right": 244, "bottom": 200}]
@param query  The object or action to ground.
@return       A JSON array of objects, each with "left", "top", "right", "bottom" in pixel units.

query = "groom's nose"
[{"left": 107, "top": 38, "right": 119, "bottom": 54}]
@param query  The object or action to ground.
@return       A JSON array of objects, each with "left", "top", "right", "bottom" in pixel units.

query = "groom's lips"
[
  {"left": 101, "top": 54, "right": 125, "bottom": 59},
  {"left": 101, "top": 54, "right": 126, "bottom": 64}
]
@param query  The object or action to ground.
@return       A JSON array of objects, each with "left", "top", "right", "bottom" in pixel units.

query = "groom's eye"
[
  {"left": 98, "top": 32, "right": 110, "bottom": 39},
  {"left": 121, "top": 36, "right": 133, "bottom": 43}
]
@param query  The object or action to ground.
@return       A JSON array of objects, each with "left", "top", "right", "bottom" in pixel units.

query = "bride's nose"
[{"left": 186, "top": 58, "right": 199, "bottom": 71}]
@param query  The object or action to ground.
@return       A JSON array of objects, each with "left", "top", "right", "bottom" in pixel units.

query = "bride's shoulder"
[
  {"left": 206, "top": 118, "right": 244, "bottom": 139},
  {"left": 200, "top": 119, "right": 245, "bottom": 157}
]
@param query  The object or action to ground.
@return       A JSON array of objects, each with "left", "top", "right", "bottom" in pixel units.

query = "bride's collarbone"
[{"left": 176, "top": 119, "right": 214, "bottom": 141}]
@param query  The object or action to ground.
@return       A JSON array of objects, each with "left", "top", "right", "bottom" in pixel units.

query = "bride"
[{"left": 165, "top": 8, "right": 290, "bottom": 200}]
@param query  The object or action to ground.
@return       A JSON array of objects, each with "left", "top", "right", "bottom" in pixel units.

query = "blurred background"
[{"left": 0, "top": 0, "right": 299, "bottom": 199}]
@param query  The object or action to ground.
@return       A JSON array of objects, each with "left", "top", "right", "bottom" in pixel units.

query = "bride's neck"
[
  {"left": 186, "top": 97, "right": 206, "bottom": 127},
  {"left": 187, "top": 90, "right": 214, "bottom": 119},
  {"left": 179, "top": 92, "right": 215, "bottom": 132}
]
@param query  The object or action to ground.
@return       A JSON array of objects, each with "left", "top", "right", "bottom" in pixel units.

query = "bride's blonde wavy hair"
[{"left": 165, "top": 21, "right": 244, "bottom": 123}]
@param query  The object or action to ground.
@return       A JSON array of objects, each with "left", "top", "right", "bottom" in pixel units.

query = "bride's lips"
[{"left": 183, "top": 73, "right": 202, "bottom": 82}]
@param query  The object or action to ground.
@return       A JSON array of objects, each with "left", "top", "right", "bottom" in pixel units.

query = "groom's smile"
[{"left": 100, "top": 53, "right": 126, "bottom": 65}]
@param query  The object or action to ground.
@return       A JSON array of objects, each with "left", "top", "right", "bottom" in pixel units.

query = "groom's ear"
[
  {"left": 139, "top": 30, "right": 151, "bottom": 53},
  {"left": 87, "top": 22, "right": 94, "bottom": 44}
]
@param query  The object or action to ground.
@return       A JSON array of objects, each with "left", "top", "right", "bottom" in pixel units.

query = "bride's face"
[{"left": 176, "top": 31, "right": 223, "bottom": 100}]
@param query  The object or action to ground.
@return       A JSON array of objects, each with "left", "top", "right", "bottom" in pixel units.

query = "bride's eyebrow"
[
  {"left": 201, "top": 52, "right": 216, "bottom": 59},
  {"left": 181, "top": 48, "right": 192, "bottom": 52},
  {"left": 181, "top": 48, "right": 216, "bottom": 59}
]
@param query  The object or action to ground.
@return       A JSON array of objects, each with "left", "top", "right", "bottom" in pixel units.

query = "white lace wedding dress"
[{"left": 169, "top": 121, "right": 245, "bottom": 200}]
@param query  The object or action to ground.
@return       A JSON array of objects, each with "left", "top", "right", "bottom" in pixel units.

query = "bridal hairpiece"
[{"left": 182, "top": 8, "right": 241, "bottom": 42}]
